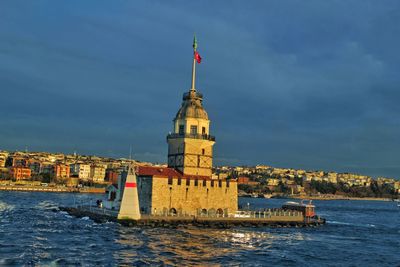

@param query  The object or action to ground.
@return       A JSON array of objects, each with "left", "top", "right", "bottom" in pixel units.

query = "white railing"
[
  {"left": 148, "top": 209, "right": 302, "bottom": 219},
  {"left": 70, "top": 199, "right": 303, "bottom": 220}
]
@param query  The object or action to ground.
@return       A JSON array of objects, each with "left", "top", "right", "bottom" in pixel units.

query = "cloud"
[{"left": 0, "top": 0, "right": 399, "bottom": 178}]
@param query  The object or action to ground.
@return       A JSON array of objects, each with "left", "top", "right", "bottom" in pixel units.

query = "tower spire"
[{"left": 191, "top": 35, "right": 197, "bottom": 91}]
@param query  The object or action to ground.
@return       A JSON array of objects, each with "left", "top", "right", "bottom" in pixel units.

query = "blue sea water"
[{"left": 0, "top": 192, "right": 399, "bottom": 266}]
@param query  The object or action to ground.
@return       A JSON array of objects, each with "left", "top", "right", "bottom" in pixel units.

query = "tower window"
[
  {"left": 178, "top": 178, "right": 181, "bottom": 185},
  {"left": 202, "top": 127, "right": 206, "bottom": 134},
  {"left": 203, "top": 180, "right": 207, "bottom": 187},
  {"left": 186, "top": 179, "right": 190, "bottom": 186},
  {"left": 179, "top": 125, "right": 184, "bottom": 134},
  {"left": 168, "top": 176, "right": 173, "bottom": 185},
  {"left": 211, "top": 180, "right": 214, "bottom": 187},
  {"left": 202, "top": 149, "right": 205, "bottom": 155},
  {"left": 195, "top": 179, "right": 198, "bottom": 186},
  {"left": 190, "top": 125, "right": 197, "bottom": 135}
]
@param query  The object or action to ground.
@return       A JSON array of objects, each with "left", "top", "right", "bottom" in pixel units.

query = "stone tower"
[{"left": 167, "top": 36, "right": 215, "bottom": 177}]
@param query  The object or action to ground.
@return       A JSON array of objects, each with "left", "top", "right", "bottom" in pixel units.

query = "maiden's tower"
[{"left": 116, "top": 37, "right": 238, "bottom": 218}]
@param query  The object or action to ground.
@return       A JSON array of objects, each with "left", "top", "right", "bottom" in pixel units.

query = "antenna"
[{"left": 129, "top": 145, "right": 132, "bottom": 160}]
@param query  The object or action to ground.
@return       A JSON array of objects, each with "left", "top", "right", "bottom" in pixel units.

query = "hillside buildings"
[
  {"left": 90, "top": 164, "right": 107, "bottom": 183},
  {"left": 0, "top": 152, "right": 8, "bottom": 168},
  {"left": 214, "top": 164, "right": 398, "bottom": 195},
  {"left": 70, "top": 163, "right": 91, "bottom": 180},
  {"left": 0, "top": 150, "right": 135, "bottom": 184},
  {"left": 9, "top": 166, "right": 31, "bottom": 180}
]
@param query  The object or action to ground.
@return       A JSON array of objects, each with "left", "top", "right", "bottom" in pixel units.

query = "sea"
[{"left": 0, "top": 191, "right": 399, "bottom": 266}]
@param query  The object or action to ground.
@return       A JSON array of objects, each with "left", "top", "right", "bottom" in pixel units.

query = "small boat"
[{"left": 282, "top": 200, "right": 316, "bottom": 218}]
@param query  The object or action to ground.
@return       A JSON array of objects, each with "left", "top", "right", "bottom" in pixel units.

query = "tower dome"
[{"left": 175, "top": 89, "right": 209, "bottom": 120}]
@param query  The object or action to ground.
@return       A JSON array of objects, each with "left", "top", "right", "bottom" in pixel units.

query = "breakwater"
[{"left": 59, "top": 206, "right": 325, "bottom": 228}]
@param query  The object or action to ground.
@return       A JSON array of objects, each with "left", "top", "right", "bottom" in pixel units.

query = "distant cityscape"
[
  {"left": 225, "top": 165, "right": 399, "bottom": 199},
  {"left": 0, "top": 149, "right": 399, "bottom": 198}
]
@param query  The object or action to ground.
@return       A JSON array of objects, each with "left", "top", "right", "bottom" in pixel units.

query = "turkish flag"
[{"left": 194, "top": 51, "right": 202, "bottom": 63}]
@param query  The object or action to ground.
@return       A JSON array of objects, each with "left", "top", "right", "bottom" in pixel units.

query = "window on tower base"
[
  {"left": 179, "top": 125, "right": 184, "bottom": 134},
  {"left": 190, "top": 125, "right": 197, "bottom": 135}
]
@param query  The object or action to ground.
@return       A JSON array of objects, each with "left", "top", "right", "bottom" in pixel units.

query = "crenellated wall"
[{"left": 149, "top": 176, "right": 238, "bottom": 216}]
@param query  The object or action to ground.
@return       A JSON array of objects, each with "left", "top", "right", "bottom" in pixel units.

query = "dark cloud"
[{"left": 0, "top": 0, "right": 399, "bottom": 178}]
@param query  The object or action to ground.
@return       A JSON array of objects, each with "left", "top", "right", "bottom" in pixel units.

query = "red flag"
[{"left": 194, "top": 51, "right": 202, "bottom": 63}]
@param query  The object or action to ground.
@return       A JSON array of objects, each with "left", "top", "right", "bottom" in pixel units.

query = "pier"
[{"left": 59, "top": 205, "right": 326, "bottom": 228}]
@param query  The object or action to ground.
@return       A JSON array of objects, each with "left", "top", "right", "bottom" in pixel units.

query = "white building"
[
  {"left": 70, "top": 163, "right": 91, "bottom": 180},
  {"left": 90, "top": 164, "right": 106, "bottom": 182}
]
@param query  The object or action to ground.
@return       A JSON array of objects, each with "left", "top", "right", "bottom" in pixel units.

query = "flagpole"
[{"left": 191, "top": 35, "right": 197, "bottom": 91}]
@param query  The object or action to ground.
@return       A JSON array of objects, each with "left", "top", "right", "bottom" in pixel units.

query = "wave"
[
  {"left": 0, "top": 201, "right": 15, "bottom": 212},
  {"left": 327, "top": 220, "right": 351, "bottom": 225},
  {"left": 36, "top": 200, "right": 58, "bottom": 211},
  {"left": 60, "top": 211, "right": 73, "bottom": 218},
  {"left": 327, "top": 220, "right": 376, "bottom": 228}
]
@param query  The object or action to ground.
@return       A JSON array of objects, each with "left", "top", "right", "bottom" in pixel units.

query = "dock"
[{"left": 59, "top": 206, "right": 326, "bottom": 228}]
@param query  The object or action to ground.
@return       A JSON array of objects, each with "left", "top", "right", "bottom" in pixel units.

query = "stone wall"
[
  {"left": 150, "top": 176, "right": 237, "bottom": 216},
  {"left": 168, "top": 138, "right": 214, "bottom": 177},
  {"left": 137, "top": 176, "right": 153, "bottom": 214}
]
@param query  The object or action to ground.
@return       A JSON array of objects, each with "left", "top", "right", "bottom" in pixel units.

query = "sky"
[{"left": 0, "top": 1, "right": 399, "bottom": 178}]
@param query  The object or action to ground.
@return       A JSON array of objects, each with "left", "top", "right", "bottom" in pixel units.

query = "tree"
[
  {"left": 41, "top": 173, "right": 52, "bottom": 183},
  {"left": 277, "top": 181, "right": 289, "bottom": 194}
]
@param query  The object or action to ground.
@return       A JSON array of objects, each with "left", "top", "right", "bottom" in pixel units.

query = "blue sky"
[{"left": 0, "top": 1, "right": 399, "bottom": 178}]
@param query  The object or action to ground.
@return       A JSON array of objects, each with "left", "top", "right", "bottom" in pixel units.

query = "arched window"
[
  {"left": 216, "top": 208, "right": 224, "bottom": 217},
  {"left": 169, "top": 208, "right": 177, "bottom": 216}
]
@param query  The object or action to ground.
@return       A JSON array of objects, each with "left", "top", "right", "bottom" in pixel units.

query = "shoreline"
[
  {"left": 291, "top": 195, "right": 392, "bottom": 202},
  {"left": 1, "top": 187, "right": 396, "bottom": 201},
  {"left": 0, "top": 185, "right": 105, "bottom": 194},
  {"left": 238, "top": 194, "right": 395, "bottom": 202}
]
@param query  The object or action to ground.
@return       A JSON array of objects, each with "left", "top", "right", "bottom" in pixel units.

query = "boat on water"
[{"left": 281, "top": 200, "right": 323, "bottom": 222}]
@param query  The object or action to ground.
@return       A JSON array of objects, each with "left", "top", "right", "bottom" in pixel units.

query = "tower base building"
[{"left": 136, "top": 166, "right": 237, "bottom": 216}]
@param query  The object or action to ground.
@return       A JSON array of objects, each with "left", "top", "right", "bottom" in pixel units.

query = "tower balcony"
[{"left": 167, "top": 133, "right": 216, "bottom": 142}]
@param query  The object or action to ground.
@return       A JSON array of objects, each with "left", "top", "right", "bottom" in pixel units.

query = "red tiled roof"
[
  {"left": 137, "top": 166, "right": 212, "bottom": 180},
  {"left": 182, "top": 174, "right": 211, "bottom": 180},
  {"left": 137, "top": 166, "right": 182, "bottom": 177}
]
